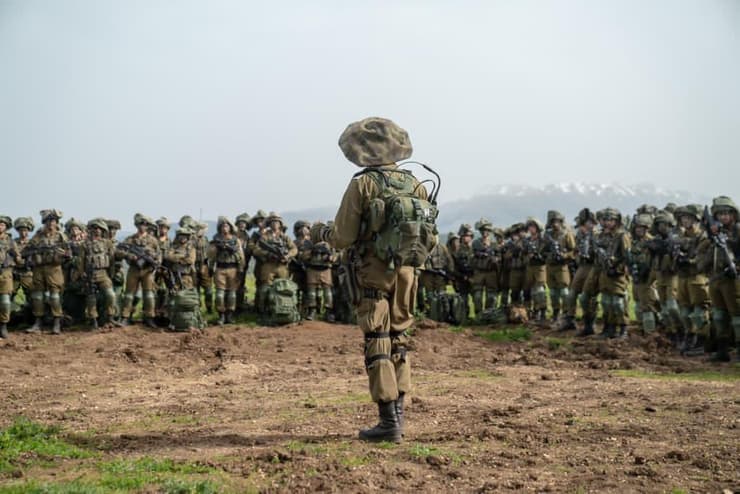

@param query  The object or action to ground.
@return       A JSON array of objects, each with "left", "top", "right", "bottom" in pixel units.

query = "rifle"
[
  {"left": 524, "top": 237, "right": 544, "bottom": 263},
  {"left": 157, "top": 265, "right": 181, "bottom": 294},
  {"left": 595, "top": 246, "right": 620, "bottom": 277},
  {"left": 21, "top": 244, "right": 70, "bottom": 268},
  {"left": 258, "top": 238, "right": 290, "bottom": 263},
  {"left": 84, "top": 255, "right": 98, "bottom": 298},
  {"left": 577, "top": 233, "right": 592, "bottom": 262},
  {"left": 1, "top": 249, "right": 17, "bottom": 270},
  {"left": 212, "top": 238, "right": 240, "bottom": 255},
  {"left": 116, "top": 243, "right": 160, "bottom": 270},
  {"left": 425, "top": 268, "right": 456, "bottom": 282},
  {"left": 544, "top": 230, "right": 564, "bottom": 264},
  {"left": 702, "top": 205, "right": 737, "bottom": 280}
]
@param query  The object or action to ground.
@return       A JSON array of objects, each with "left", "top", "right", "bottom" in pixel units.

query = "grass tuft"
[{"left": 474, "top": 326, "right": 531, "bottom": 343}]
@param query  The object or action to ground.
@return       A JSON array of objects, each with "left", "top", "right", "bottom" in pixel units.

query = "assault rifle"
[
  {"left": 595, "top": 246, "right": 619, "bottom": 277},
  {"left": 424, "top": 267, "right": 456, "bottom": 282},
  {"left": 116, "top": 243, "right": 160, "bottom": 270},
  {"left": 524, "top": 237, "right": 544, "bottom": 263},
  {"left": 1, "top": 249, "right": 18, "bottom": 269},
  {"left": 577, "top": 233, "right": 592, "bottom": 262},
  {"left": 702, "top": 205, "right": 737, "bottom": 280},
  {"left": 258, "top": 239, "right": 290, "bottom": 263},
  {"left": 212, "top": 238, "right": 239, "bottom": 255},
  {"left": 543, "top": 230, "right": 564, "bottom": 264},
  {"left": 157, "top": 265, "right": 182, "bottom": 294},
  {"left": 84, "top": 255, "right": 98, "bottom": 297},
  {"left": 21, "top": 244, "right": 70, "bottom": 268}
]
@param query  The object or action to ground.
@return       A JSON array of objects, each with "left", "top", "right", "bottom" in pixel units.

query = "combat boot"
[
  {"left": 558, "top": 315, "right": 576, "bottom": 331},
  {"left": 26, "top": 318, "right": 43, "bottom": 334},
  {"left": 118, "top": 317, "right": 130, "bottom": 327},
  {"left": 599, "top": 323, "right": 615, "bottom": 339},
  {"left": 218, "top": 312, "right": 226, "bottom": 326},
  {"left": 683, "top": 335, "right": 705, "bottom": 357},
  {"left": 144, "top": 317, "right": 157, "bottom": 329},
  {"left": 617, "top": 325, "right": 628, "bottom": 340},
  {"left": 90, "top": 318, "right": 99, "bottom": 330},
  {"left": 710, "top": 340, "right": 731, "bottom": 362},
  {"left": 551, "top": 309, "right": 560, "bottom": 323},
  {"left": 0, "top": 323, "right": 8, "bottom": 339},
  {"left": 305, "top": 308, "right": 316, "bottom": 321},
  {"left": 359, "top": 400, "right": 402, "bottom": 443},
  {"left": 326, "top": 312, "right": 336, "bottom": 323},
  {"left": 224, "top": 311, "right": 234, "bottom": 324},
  {"left": 577, "top": 316, "right": 595, "bottom": 337},
  {"left": 395, "top": 392, "right": 406, "bottom": 437},
  {"left": 51, "top": 317, "right": 61, "bottom": 335}
]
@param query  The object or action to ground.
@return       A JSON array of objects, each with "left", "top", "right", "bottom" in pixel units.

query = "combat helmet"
[
  {"left": 575, "top": 208, "right": 596, "bottom": 226},
  {"left": 235, "top": 213, "right": 251, "bottom": 227},
  {"left": 40, "top": 209, "right": 63, "bottom": 223},
  {"left": 134, "top": 213, "right": 155, "bottom": 227},
  {"left": 250, "top": 210, "right": 268, "bottom": 227},
  {"left": 652, "top": 210, "right": 676, "bottom": 231},
  {"left": 600, "top": 207, "right": 622, "bottom": 225},
  {"left": 105, "top": 219, "right": 121, "bottom": 231},
  {"left": 636, "top": 204, "right": 658, "bottom": 216},
  {"left": 266, "top": 212, "right": 284, "bottom": 227},
  {"left": 338, "top": 117, "right": 413, "bottom": 167},
  {"left": 0, "top": 216, "right": 12, "bottom": 229},
  {"left": 14, "top": 217, "right": 35, "bottom": 232},
  {"left": 509, "top": 222, "right": 526, "bottom": 235},
  {"left": 632, "top": 213, "right": 653, "bottom": 229},
  {"left": 525, "top": 217, "right": 544, "bottom": 232},
  {"left": 293, "top": 220, "right": 310, "bottom": 235},
  {"left": 710, "top": 196, "right": 738, "bottom": 217},
  {"left": 475, "top": 218, "right": 493, "bottom": 233},
  {"left": 458, "top": 224, "right": 474, "bottom": 237},
  {"left": 447, "top": 231, "right": 460, "bottom": 243},
  {"left": 156, "top": 217, "right": 170, "bottom": 228},
  {"left": 663, "top": 202, "right": 678, "bottom": 214},
  {"left": 87, "top": 218, "right": 109, "bottom": 233},
  {"left": 216, "top": 216, "right": 236, "bottom": 233},
  {"left": 175, "top": 226, "right": 194, "bottom": 238},
  {"left": 675, "top": 204, "right": 702, "bottom": 222},
  {"left": 64, "top": 217, "right": 85, "bottom": 234},
  {"left": 546, "top": 210, "right": 565, "bottom": 227}
]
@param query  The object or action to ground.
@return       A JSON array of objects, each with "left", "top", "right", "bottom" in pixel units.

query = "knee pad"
[
  {"left": 612, "top": 296, "right": 625, "bottom": 316},
  {"left": 664, "top": 298, "right": 680, "bottom": 316},
  {"left": 560, "top": 287, "right": 570, "bottom": 304},
  {"left": 532, "top": 286, "right": 546, "bottom": 306},
  {"left": 641, "top": 311, "right": 656, "bottom": 332},
  {"left": 600, "top": 294, "right": 613, "bottom": 314},
  {"left": 215, "top": 288, "right": 226, "bottom": 304},
  {"left": 688, "top": 307, "right": 707, "bottom": 332},
  {"left": 48, "top": 292, "right": 62, "bottom": 311},
  {"left": 0, "top": 293, "right": 10, "bottom": 314},
  {"left": 549, "top": 288, "right": 561, "bottom": 304},
  {"left": 104, "top": 288, "right": 116, "bottom": 305},
  {"left": 225, "top": 290, "right": 237, "bottom": 307},
  {"left": 322, "top": 287, "right": 333, "bottom": 308},
  {"left": 305, "top": 287, "right": 318, "bottom": 308},
  {"left": 578, "top": 292, "right": 591, "bottom": 309},
  {"left": 142, "top": 289, "right": 155, "bottom": 306}
]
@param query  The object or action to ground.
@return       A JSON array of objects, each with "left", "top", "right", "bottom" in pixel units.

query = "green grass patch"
[
  {"left": 283, "top": 440, "right": 328, "bottom": 455},
  {"left": 448, "top": 325, "right": 465, "bottom": 333},
  {"left": 0, "top": 417, "right": 92, "bottom": 474},
  {"left": 454, "top": 369, "right": 502, "bottom": 380},
  {"left": 408, "top": 443, "right": 463, "bottom": 466},
  {"left": 340, "top": 455, "right": 370, "bottom": 468},
  {"left": 613, "top": 369, "right": 740, "bottom": 382},
  {"left": 474, "top": 326, "right": 531, "bottom": 343},
  {"left": 0, "top": 478, "right": 219, "bottom": 494},
  {"left": 546, "top": 337, "right": 571, "bottom": 351}
]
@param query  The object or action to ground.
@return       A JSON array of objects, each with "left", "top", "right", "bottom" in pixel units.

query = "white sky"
[{"left": 1, "top": 0, "right": 738, "bottom": 224}]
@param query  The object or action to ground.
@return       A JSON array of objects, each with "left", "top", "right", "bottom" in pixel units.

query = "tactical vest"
[
  {"left": 453, "top": 244, "right": 474, "bottom": 275},
  {"left": 212, "top": 235, "right": 240, "bottom": 264},
  {"left": 309, "top": 241, "right": 332, "bottom": 269},
  {"left": 426, "top": 243, "right": 450, "bottom": 271},
  {"left": 166, "top": 243, "right": 194, "bottom": 274},
  {"left": 471, "top": 238, "right": 498, "bottom": 271},
  {"left": 86, "top": 239, "right": 111, "bottom": 270},
  {"left": 29, "top": 231, "right": 67, "bottom": 266},
  {"left": 675, "top": 226, "right": 705, "bottom": 277},
  {"left": 575, "top": 230, "right": 594, "bottom": 266},
  {"left": 0, "top": 234, "right": 14, "bottom": 269}
]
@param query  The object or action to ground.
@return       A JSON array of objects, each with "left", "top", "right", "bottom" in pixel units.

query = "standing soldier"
[
  {"left": 248, "top": 210, "right": 268, "bottom": 313},
  {"left": 543, "top": 211, "right": 576, "bottom": 323},
  {"left": 303, "top": 226, "right": 335, "bottom": 321},
  {"left": 12, "top": 217, "right": 35, "bottom": 315},
  {"left": 251, "top": 213, "right": 297, "bottom": 314},
  {"left": 163, "top": 227, "right": 197, "bottom": 289},
  {"left": 181, "top": 216, "right": 214, "bottom": 314},
  {"left": 673, "top": 205, "right": 710, "bottom": 355},
  {"left": 523, "top": 217, "right": 547, "bottom": 322},
  {"left": 0, "top": 215, "right": 19, "bottom": 338},
  {"left": 63, "top": 218, "right": 87, "bottom": 323},
  {"left": 235, "top": 213, "right": 251, "bottom": 312},
  {"left": 26, "top": 210, "right": 70, "bottom": 334},
  {"left": 629, "top": 213, "right": 660, "bottom": 335},
  {"left": 595, "top": 208, "right": 631, "bottom": 339},
  {"left": 315, "top": 117, "right": 433, "bottom": 443},
  {"left": 154, "top": 217, "right": 171, "bottom": 321},
  {"left": 452, "top": 224, "right": 475, "bottom": 319},
  {"left": 561, "top": 209, "right": 595, "bottom": 331},
  {"left": 504, "top": 223, "right": 527, "bottom": 309},
  {"left": 292, "top": 220, "right": 312, "bottom": 312},
  {"left": 698, "top": 196, "right": 739, "bottom": 361},
  {"left": 470, "top": 219, "right": 501, "bottom": 316},
  {"left": 418, "top": 238, "right": 455, "bottom": 316},
  {"left": 106, "top": 219, "right": 124, "bottom": 318},
  {"left": 117, "top": 214, "right": 161, "bottom": 327},
  {"left": 648, "top": 210, "right": 682, "bottom": 344},
  {"left": 208, "top": 217, "right": 245, "bottom": 325},
  {"left": 79, "top": 218, "right": 117, "bottom": 329}
]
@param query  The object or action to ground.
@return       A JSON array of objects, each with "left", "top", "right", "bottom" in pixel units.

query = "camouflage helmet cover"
[
  {"left": 87, "top": 218, "right": 109, "bottom": 232},
  {"left": 575, "top": 208, "right": 596, "bottom": 225},
  {"left": 600, "top": 207, "right": 622, "bottom": 224},
  {"left": 216, "top": 216, "right": 236, "bottom": 233},
  {"left": 13, "top": 217, "right": 34, "bottom": 232},
  {"left": 175, "top": 226, "right": 194, "bottom": 237},
  {"left": 293, "top": 220, "right": 310, "bottom": 233},
  {"left": 338, "top": 117, "right": 413, "bottom": 167},
  {"left": 663, "top": 202, "right": 678, "bottom": 214},
  {"left": 235, "top": 213, "right": 251, "bottom": 225},
  {"left": 105, "top": 219, "right": 121, "bottom": 231},
  {"left": 546, "top": 210, "right": 565, "bottom": 226},
  {"left": 458, "top": 223, "right": 474, "bottom": 236},
  {"left": 179, "top": 215, "right": 195, "bottom": 228},
  {"left": 0, "top": 216, "right": 12, "bottom": 229},
  {"left": 266, "top": 212, "right": 284, "bottom": 226},
  {"left": 636, "top": 204, "right": 658, "bottom": 216},
  {"left": 65, "top": 217, "right": 85, "bottom": 232},
  {"left": 134, "top": 213, "right": 155, "bottom": 227},
  {"left": 525, "top": 217, "right": 544, "bottom": 231},
  {"left": 156, "top": 217, "right": 170, "bottom": 227},
  {"left": 40, "top": 209, "right": 63, "bottom": 223},
  {"left": 475, "top": 218, "right": 493, "bottom": 232},
  {"left": 632, "top": 213, "right": 653, "bottom": 228},
  {"left": 447, "top": 231, "right": 460, "bottom": 242},
  {"left": 509, "top": 222, "right": 526, "bottom": 234},
  {"left": 653, "top": 210, "right": 676, "bottom": 228},
  {"left": 710, "top": 195, "right": 738, "bottom": 216}
]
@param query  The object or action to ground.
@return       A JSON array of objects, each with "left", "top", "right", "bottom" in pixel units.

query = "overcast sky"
[{"left": 1, "top": 0, "right": 738, "bottom": 224}]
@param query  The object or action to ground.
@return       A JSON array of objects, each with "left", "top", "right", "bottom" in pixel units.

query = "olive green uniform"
[
  {"left": 28, "top": 228, "right": 69, "bottom": 318},
  {"left": 544, "top": 228, "right": 575, "bottom": 317},
  {"left": 0, "top": 232, "right": 18, "bottom": 325},
  {"left": 207, "top": 233, "right": 245, "bottom": 314},
  {"left": 118, "top": 232, "right": 161, "bottom": 319},
  {"left": 452, "top": 243, "right": 474, "bottom": 318},
  {"left": 470, "top": 236, "right": 501, "bottom": 314},
  {"left": 419, "top": 242, "right": 454, "bottom": 313},
  {"left": 163, "top": 240, "right": 197, "bottom": 290},
  {"left": 675, "top": 224, "right": 710, "bottom": 340},
  {"left": 79, "top": 238, "right": 117, "bottom": 322},
  {"left": 630, "top": 232, "right": 660, "bottom": 333},
  {"left": 302, "top": 240, "right": 335, "bottom": 318},
  {"left": 504, "top": 238, "right": 527, "bottom": 306},
  {"left": 252, "top": 229, "right": 297, "bottom": 311}
]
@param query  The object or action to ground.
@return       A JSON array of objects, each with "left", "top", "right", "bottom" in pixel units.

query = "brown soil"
[{"left": 1, "top": 320, "right": 738, "bottom": 493}]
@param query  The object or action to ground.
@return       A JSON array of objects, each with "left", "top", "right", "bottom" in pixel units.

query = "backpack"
[
  {"left": 265, "top": 278, "right": 301, "bottom": 326},
  {"left": 169, "top": 288, "right": 204, "bottom": 331},
  {"left": 429, "top": 292, "right": 466, "bottom": 325},
  {"left": 358, "top": 162, "right": 440, "bottom": 269}
]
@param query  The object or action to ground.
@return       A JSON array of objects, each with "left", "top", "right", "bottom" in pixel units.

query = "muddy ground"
[{"left": 0, "top": 319, "right": 738, "bottom": 493}]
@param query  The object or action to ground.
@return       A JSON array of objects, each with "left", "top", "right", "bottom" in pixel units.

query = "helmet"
[
  {"left": 710, "top": 196, "right": 738, "bottom": 217},
  {"left": 509, "top": 222, "right": 526, "bottom": 234},
  {"left": 87, "top": 218, "right": 109, "bottom": 233},
  {"left": 633, "top": 213, "right": 652, "bottom": 228},
  {"left": 525, "top": 217, "right": 544, "bottom": 232},
  {"left": 134, "top": 213, "right": 155, "bottom": 227},
  {"left": 458, "top": 224, "right": 474, "bottom": 236},
  {"left": 235, "top": 213, "right": 251, "bottom": 226},
  {"left": 663, "top": 202, "right": 678, "bottom": 214},
  {"left": 252, "top": 210, "right": 268, "bottom": 222},
  {"left": 64, "top": 217, "right": 85, "bottom": 233},
  {"left": 293, "top": 220, "right": 310, "bottom": 235},
  {"left": 40, "top": 209, "right": 63, "bottom": 223},
  {"left": 653, "top": 210, "right": 676, "bottom": 228},
  {"left": 447, "top": 232, "right": 460, "bottom": 242},
  {"left": 266, "top": 212, "right": 284, "bottom": 226},
  {"left": 179, "top": 215, "right": 196, "bottom": 228},
  {"left": 216, "top": 216, "right": 236, "bottom": 233},
  {"left": 106, "top": 219, "right": 121, "bottom": 231},
  {"left": 13, "top": 217, "right": 34, "bottom": 232},
  {"left": 636, "top": 204, "right": 658, "bottom": 216},
  {"left": 575, "top": 208, "right": 596, "bottom": 226},
  {"left": 546, "top": 210, "right": 565, "bottom": 226},
  {"left": 175, "top": 227, "right": 194, "bottom": 237},
  {"left": 339, "top": 117, "right": 413, "bottom": 168},
  {"left": 0, "top": 216, "right": 12, "bottom": 229},
  {"left": 156, "top": 217, "right": 170, "bottom": 228},
  {"left": 475, "top": 218, "right": 493, "bottom": 232},
  {"left": 600, "top": 207, "right": 622, "bottom": 224}
]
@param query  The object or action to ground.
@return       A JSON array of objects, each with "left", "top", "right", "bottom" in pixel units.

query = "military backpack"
[
  {"left": 265, "top": 278, "right": 301, "bottom": 326},
  {"left": 168, "top": 288, "right": 204, "bottom": 331}
]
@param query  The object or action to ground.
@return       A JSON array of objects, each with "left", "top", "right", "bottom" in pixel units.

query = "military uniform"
[
  {"left": 321, "top": 117, "right": 424, "bottom": 443},
  {"left": 543, "top": 211, "right": 575, "bottom": 321},
  {"left": 180, "top": 216, "right": 214, "bottom": 314},
  {"left": 208, "top": 217, "right": 245, "bottom": 324},
  {"left": 418, "top": 241, "right": 454, "bottom": 314},
  {"left": 247, "top": 210, "right": 268, "bottom": 313},
  {"left": 562, "top": 209, "right": 596, "bottom": 331},
  {"left": 251, "top": 214, "right": 297, "bottom": 313},
  {"left": 235, "top": 213, "right": 252, "bottom": 311},
  {"left": 11, "top": 217, "right": 35, "bottom": 318},
  {"left": 117, "top": 214, "right": 162, "bottom": 326},
  {"left": 629, "top": 213, "right": 660, "bottom": 334},
  {"left": 163, "top": 228, "right": 197, "bottom": 290},
  {"left": 302, "top": 238, "right": 335, "bottom": 321},
  {"left": 503, "top": 224, "right": 527, "bottom": 307},
  {"left": 648, "top": 211, "right": 682, "bottom": 339},
  {"left": 154, "top": 217, "right": 172, "bottom": 319},
  {"left": 63, "top": 218, "right": 87, "bottom": 323},
  {"left": 106, "top": 219, "right": 124, "bottom": 318},
  {"left": 452, "top": 225, "right": 475, "bottom": 318},
  {"left": 470, "top": 219, "right": 501, "bottom": 315},
  {"left": 594, "top": 208, "right": 632, "bottom": 339},
  {"left": 292, "top": 220, "right": 312, "bottom": 314},
  {"left": 0, "top": 216, "right": 18, "bottom": 337},
  {"left": 523, "top": 218, "right": 548, "bottom": 321},
  {"left": 78, "top": 219, "right": 117, "bottom": 328}
]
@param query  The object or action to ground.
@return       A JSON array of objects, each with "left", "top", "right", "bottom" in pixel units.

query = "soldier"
[
  {"left": 452, "top": 224, "right": 475, "bottom": 319},
  {"left": 26, "top": 210, "right": 70, "bottom": 334},
  {"left": 79, "top": 218, "right": 117, "bottom": 329},
  {"left": 248, "top": 210, "right": 268, "bottom": 312},
  {"left": 117, "top": 214, "right": 161, "bottom": 327},
  {"left": 303, "top": 226, "right": 335, "bottom": 321},
  {"left": 235, "top": 212, "right": 252, "bottom": 311},
  {"left": 316, "top": 117, "right": 428, "bottom": 443},
  {"left": 163, "top": 227, "right": 197, "bottom": 290},
  {"left": 208, "top": 217, "right": 245, "bottom": 325},
  {"left": 523, "top": 217, "right": 547, "bottom": 322},
  {"left": 106, "top": 219, "right": 124, "bottom": 317},
  {"left": 180, "top": 216, "right": 214, "bottom": 314},
  {"left": 697, "top": 196, "right": 739, "bottom": 362},
  {"left": 418, "top": 236, "right": 455, "bottom": 315},
  {"left": 154, "top": 217, "right": 171, "bottom": 321},
  {"left": 503, "top": 223, "right": 527, "bottom": 309},
  {"left": 12, "top": 217, "right": 35, "bottom": 314},
  {"left": 594, "top": 208, "right": 631, "bottom": 339},
  {"left": 0, "top": 215, "right": 19, "bottom": 338},
  {"left": 251, "top": 213, "right": 297, "bottom": 314},
  {"left": 629, "top": 213, "right": 660, "bottom": 335},
  {"left": 470, "top": 218, "right": 501, "bottom": 316},
  {"left": 63, "top": 218, "right": 87, "bottom": 323},
  {"left": 648, "top": 210, "right": 682, "bottom": 344},
  {"left": 561, "top": 209, "right": 595, "bottom": 331},
  {"left": 292, "top": 220, "right": 312, "bottom": 312},
  {"left": 543, "top": 210, "right": 576, "bottom": 323}
]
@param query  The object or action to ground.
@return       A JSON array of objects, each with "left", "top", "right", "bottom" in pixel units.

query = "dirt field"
[{"left": 0, "top": 319, "right": 738, "bottom": 493}]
